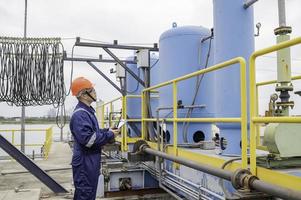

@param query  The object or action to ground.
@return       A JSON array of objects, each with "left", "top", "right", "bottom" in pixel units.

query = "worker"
[{"left": 70, "top": 77, "right": 119, "bottom": 200}]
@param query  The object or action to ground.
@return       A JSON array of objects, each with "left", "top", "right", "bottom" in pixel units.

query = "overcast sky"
[{"left": 0, "top": 0, "right": 301, "bottom": 117}]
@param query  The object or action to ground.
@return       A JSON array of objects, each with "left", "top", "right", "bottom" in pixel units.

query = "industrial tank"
[
  {"left": 126, "top": 55, "right": 159, "bottom": 138},
  {"left": 158, "top": 25, "right": 215, "bottom": 144},
  {"left": 213, "top": 0, "right": 254, "bottom": 154}
]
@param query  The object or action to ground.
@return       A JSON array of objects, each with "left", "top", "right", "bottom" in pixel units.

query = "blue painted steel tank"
[
  {"left": 158, "top": 25, "right": 215, "bottom": 144},
  {"left": 213, "top": 0, "right": 254, "bottom": 154},
  {"left": 126, "top": 55, "right": 159, "bottom": 138}
]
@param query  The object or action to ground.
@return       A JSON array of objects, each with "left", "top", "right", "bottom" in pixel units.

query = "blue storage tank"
[
  {"left": 158, "top": 25, "right": 215, "bottom": 144},
  {"left": 213, "top": 0, "right": 254, "bottom": 154},
  {"left": 126, "top": 55, "right": 159, "bottom": 138}
]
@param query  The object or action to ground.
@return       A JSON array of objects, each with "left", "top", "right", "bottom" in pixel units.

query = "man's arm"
[{"left": 71, "top": 113, "right": 114, "bottom": 149}]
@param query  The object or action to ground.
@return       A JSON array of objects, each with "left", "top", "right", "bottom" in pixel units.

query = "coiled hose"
[{"left": 0, "top": 37, "right": 65, "bottom": 107}]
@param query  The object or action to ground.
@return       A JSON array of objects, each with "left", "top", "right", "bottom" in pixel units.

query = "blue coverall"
[{"left": 70, "top": 101, "right": 114, "bottom": 200}]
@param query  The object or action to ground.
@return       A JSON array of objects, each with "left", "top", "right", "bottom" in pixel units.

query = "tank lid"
[{"left": 159, "top": 26, "right": 210, "bottom": 42}]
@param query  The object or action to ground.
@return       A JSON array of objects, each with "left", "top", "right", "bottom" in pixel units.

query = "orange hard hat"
[{"left": 71, "top": 77, "right": 94, "bottom": 96}]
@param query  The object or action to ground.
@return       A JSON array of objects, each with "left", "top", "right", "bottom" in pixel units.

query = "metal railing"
[
  {"left": 97, "top": 95, "right": 144, "bottom": 151},
  {"left": 141, "top": 57, "right": 248, "bottom": 169},
  {"left": 249, "top": 37, "right": 301, "bottom": 175},
  {"left": 0, "top": 127, "right": 53, "bottom": 160}
]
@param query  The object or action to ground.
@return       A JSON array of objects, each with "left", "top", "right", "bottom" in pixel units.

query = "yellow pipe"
[
  {"left": 12, "top": 130, "right": 15, "bottom": 145},
  {"left": 101, "top": 96, "right": 122, "bottom": 106},
  {"left": 175, "top": 118, "right": 241, "bottom": 123},
  {"left": 109, "top": 102, "right": 113, "bottom": 127},
  {"left": 15, "top": 144, "right": 43, "bottom": 147},
  {"left": 249, "top": 36, "right": 301, "bottom": 175},
  {"left": 173, "top": 82, "right": 178, "bottom": 162},
  {"left": 126, "top": 95, "right": 141, "bottom": 98},
  {"left": 256, "top": 75, "right": 301, "bottom": 87},
  {"left": 252, "top": 116, "right": 301, "bottom": 123},
  {"left": 255, "top": 86, "right": 261, "bottom": 146},
  {"left": 123, "top": 95, "right": 128, "bottom": 151},
  {"left": 126, "top": 119, "right": 142, "bottom": 122},
  {"left": 141, "top": 92, "right": 146, "bottom": 140},
  {"left": 257, "top": 145, "right": 268, "bottom": 151},
  {"left": 0, "top": 129, "right": 49, "bottom": 132},
  {"left": 141, "top": 118, "right": 241, "bottom": 123},
  {"left": 143, "top": 57, "right": 246, "bottom": 92},
  {"left": 240, "top": 58, "right": 248, "bottom": 169}
]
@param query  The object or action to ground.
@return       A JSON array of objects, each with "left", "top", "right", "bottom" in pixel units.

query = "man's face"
[{"left": 83, "top": 88, "right": 97, "bottom": 103}]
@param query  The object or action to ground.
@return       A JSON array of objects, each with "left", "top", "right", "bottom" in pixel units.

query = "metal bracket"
[
  {"left": 102, "top": 48, "right": 145, "bottom": 87},
  {"left": 87, "top": 61, "right": 125, "bottom": 95},
  {"left": 128, "top": 140, "right": 154, "bottom": 162}
]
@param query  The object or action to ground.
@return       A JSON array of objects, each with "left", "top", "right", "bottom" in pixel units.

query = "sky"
[{"left": 0, "top": 0, "right": 301, "bottom": 117}]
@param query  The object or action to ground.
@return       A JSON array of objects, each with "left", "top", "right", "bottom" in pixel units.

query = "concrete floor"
[
  {"left": 0, "top": 142, "right": 73, "bottom": 200},
  {"left": 0, "top": 141, "right": 174, "bottom": 200}
]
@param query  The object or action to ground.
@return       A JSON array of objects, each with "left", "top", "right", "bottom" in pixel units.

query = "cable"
[
  {"left": 56, "top": 104, "right": 67, "bottom": 129},
  {"left": 126, "top": 58, "right": 159, "bottom": 94},
  {"left": 65, "top": 45, "right": 75, "bottom": 96},
  {"left": 126, "top": 68, "right": 140, "bottom": 94},
  {"left": 0, "top": 37, "right": 66, "bottom": 107},
  {"left": 182, "top": 33, "right": 213, "bottom": 143}
]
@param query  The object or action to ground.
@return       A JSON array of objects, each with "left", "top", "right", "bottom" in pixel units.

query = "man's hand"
[{"left": 109, "top": 127, "right": 120, "bottom": 137}]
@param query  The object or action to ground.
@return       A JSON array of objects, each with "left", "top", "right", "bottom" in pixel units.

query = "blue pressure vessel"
[
  {"left": 213, "top": 0, "right": 254, "bottom": 154},
  {"left": 158, "top": 25, "right": 215, "bottom": 144},
  {"left": 126, "top": 55, "right": 159, "bottom": 137}
]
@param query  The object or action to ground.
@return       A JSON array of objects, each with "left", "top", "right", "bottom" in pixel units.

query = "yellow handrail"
[
  {"left": 0, "top": 127, "right": 53, "bottom": 160},
  {"left": 142, "top": 57, "right": 248, "bottom": 169},
  {"left": 249, "top": 36, "right": 301, "bottom": 175}
]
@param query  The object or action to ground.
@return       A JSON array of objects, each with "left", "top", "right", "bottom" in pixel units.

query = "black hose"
[{"left": 0, "top": 37, "right": 65, "bottom": 106}]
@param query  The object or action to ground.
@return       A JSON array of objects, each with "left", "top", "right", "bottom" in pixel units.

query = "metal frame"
[{"left": 74, "top": 37, "right": 151, "bottom": 87}]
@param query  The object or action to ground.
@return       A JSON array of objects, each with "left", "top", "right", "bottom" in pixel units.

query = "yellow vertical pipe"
[
  {"left": 12, "top": 130, "right": 15, "bottom": 145},
  {"left": 250, "top": 55, "right": 257, "bottom": 175},
  {"left": 110, "top": 102, "right": 113, "bottom": 127},
  {"left": 141, "top": 91, "right": 145, "bottom": 140},
  {"left": 123, "top": 95, "right": 128, "bottom": 151},
  {"left": 255, "top": 86, "right": 261, "bottom": 146},
  {"left": 172, "top": 82, "right": 179, "bottom": 169},
  {"left": 239, "top": 58, "right": 248, "bottom": 169}
]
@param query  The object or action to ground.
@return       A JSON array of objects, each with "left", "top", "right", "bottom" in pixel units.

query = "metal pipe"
[
  {"left": 75, "top": 39, "right": 158, "bottom": 51},
  {"left": 20, "top": 0, "right": 28, "bottom": 154},
  {"left": 60, "top": 105, "right": 64, "bottom": 141},
  {"left": 64, "top": 56, "right": 136, "bottom": 64},
  {"left": 159, "top": 183, "right": 183, "bottom": 200},
  {"left": 141, "top": 146, "right": 301, "bottom": 200},
  {"left": 164, "top": 170, "right": 223, "bottom": 199},
  {"left": 243, "top": 0, "right": 258, "bottom": 9},
  {"left": 161, "top": 180, "right": 199, "bottom": 200},
  {"left": 252, "top": 179, "right": 301, "bottom": 200},
  {"left": 278, "top": 0, "right": 286, "bottom": 27},
  {"left": 163, "top": 177, "right": 201, "bottom": 199},
  {"left": 143, "top": 147, "right": 232, "bottom": 180}
]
